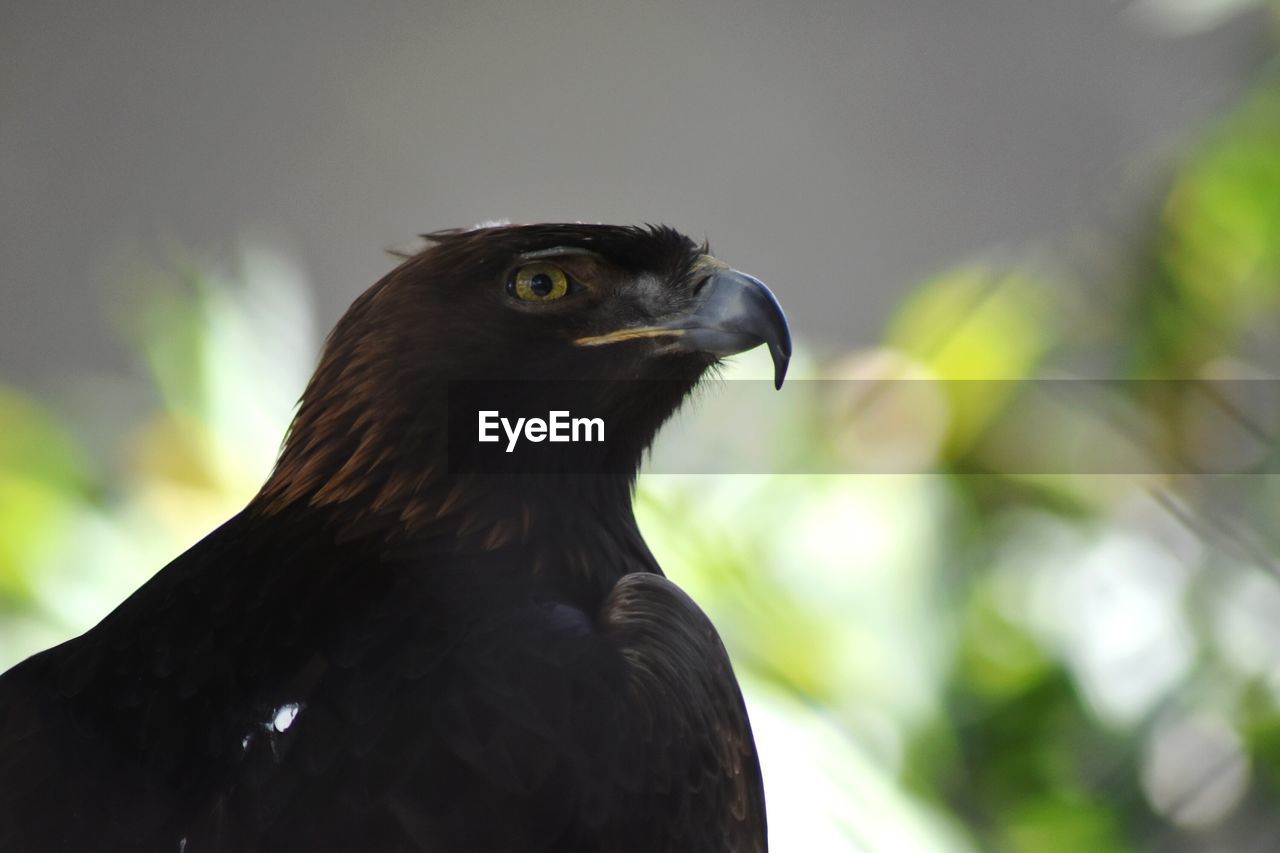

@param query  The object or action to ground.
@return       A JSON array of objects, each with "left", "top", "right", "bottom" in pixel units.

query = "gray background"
[{"left": 1, "top": 0, "right": 1271, "bottom": 391}]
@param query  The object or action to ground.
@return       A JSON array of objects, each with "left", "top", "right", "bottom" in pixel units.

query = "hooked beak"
[{"left": 575, "top": 267, "right": 792, "bottom": 389}]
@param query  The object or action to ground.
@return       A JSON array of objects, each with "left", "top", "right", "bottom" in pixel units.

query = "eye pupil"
[{"left": 530, "top": 273, "right": 554, "bottom": 297}]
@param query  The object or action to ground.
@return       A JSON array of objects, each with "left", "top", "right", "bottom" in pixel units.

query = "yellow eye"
[{"left": 510, "top": 263, "right": 570, "bottom": 302}]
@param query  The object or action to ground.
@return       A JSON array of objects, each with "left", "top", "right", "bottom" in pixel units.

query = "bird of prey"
[{"left": 0, "top": 223, "right": 791, "bottom": 852}]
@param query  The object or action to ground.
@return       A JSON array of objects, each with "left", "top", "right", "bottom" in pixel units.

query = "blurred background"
[{"left": 3, "top": 0, "right": 1280, "bottom": 849}]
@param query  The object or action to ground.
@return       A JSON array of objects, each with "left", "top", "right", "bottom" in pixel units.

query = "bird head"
[
  {"left": 259, "top": 224, "right": 790, "bottom": 537},
  {"left": 361, "top": 223, "right": 788, "bottom": 386}
]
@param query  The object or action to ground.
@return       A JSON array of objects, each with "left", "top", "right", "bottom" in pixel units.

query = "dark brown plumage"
[{"left": 0, "top": 223, "right": 790, "bottom": 852}]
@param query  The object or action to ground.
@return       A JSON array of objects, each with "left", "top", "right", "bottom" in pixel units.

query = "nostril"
[{"left": 691, "top": 274, "right": 713, "bottom": 296}]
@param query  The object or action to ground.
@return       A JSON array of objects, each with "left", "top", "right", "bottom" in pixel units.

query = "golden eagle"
[{"left": 0, "top": 223, "right": 790, "bottom": 852}]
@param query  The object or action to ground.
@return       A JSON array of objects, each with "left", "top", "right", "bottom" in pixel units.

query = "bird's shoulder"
[{"left": 375, "top": 567, "right": 767, "bottom": 852}]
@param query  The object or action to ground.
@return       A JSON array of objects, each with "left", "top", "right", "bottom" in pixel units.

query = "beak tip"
[{"left": 771, "top": 318, "right": 792, "bottom": 391}]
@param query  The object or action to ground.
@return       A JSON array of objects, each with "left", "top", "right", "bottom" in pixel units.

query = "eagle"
[{"left": 0, "top": 223, "right": 791, "bottom": 852}]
